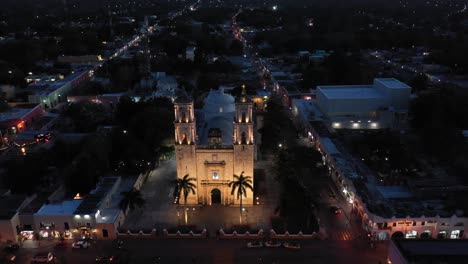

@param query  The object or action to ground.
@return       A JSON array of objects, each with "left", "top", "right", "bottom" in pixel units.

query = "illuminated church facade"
[{"left": 173, "top": 88, "right": 255, "bottom": 206}]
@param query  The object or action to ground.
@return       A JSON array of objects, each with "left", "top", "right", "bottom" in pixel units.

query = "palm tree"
[
  {"left": 229, "top": 172, "right": 253, "bottom": 224},
  {"left": 176, "top": 174, "right": 197, "bottom": 224},
  {"left": 119, "top": 188, "right": 145, "bottom": 215}
]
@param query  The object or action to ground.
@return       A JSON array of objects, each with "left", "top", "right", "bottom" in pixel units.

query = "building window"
[
  {"left": 103, "top": 229, "right": 109, "bottom": 238},
  {"left": 219, "top": 107, "right": 223, "bottom": 113},
  {"left": 242, "top": 112, "right": 246, "bottom": 122},
  {"left": 450, "top": 230, "right": 461, "bottom": 239},
  {"left": 212, "top": 171, "right": 219, "bottom": 180},
  {"left": 405, "top": 231, "right": 418, "bottom": 239}
]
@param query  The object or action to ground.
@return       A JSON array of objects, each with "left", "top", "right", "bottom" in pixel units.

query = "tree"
[
  {"left": 229, "top": 172, "right": 254, "bottom": 224},
  {"left": 409, "top": 74, "right": 429, "bottom": 93},
  {"left": 176, "top": 174, "right": 197, "bottom": 224},
  {"left": 119, "top": 189, "right": 145, "bottom": 215}
]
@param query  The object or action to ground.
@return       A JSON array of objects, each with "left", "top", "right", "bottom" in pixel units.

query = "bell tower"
[
  {"left": 174, "top": 98, "right": 196, "bottom": 145},
  {"left": 233, "top": 85, "right": 254, "bottom": 145},
  {"left": 174, "top": 96, "right": 198, "bottom": 204},
  {"left": 233, "top": 84, "right": 254, "bottom": 205}
]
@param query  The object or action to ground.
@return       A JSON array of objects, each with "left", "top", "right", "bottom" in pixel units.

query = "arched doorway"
[
  {"left": 391, "top": 231, "right": 404, "bottom": 240},
  {"left": 420, "top": 230, "right": 432, "bottom": 239},
  {"left": 211, "top": 189, "right": 221, "bottom": 204}
]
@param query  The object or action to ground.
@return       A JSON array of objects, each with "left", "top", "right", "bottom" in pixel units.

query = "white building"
[
  {"left": 316, "top": 78, "right": 411, "bottom": 129},
  {"left": 13, "top": 177, "right": 134, "bottom": 242},
  {"left": 0, "top": 194, "right": 34, "bottom": 242},
  {"left": 186, "top": 46, "right": 196, "bottom": 61},
  {"left": 154, "top": 76, "right": 178, "bottom": 99}
]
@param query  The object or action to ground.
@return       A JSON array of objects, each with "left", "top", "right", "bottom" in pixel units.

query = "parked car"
[
  {"left": 35, "top": 133, "right": 52, "bottom": 143},
  {"left": 283, "top": 242, "right": 301, "bottom": 250},
  {"left": 2, "top": 244, "right": 19, "bottom": 253},
  {"left": 31, "top": 252, "right": 54, "bottom": 263},
  {"left": 329, "top": 206, "right": 342, "bottom": 215},
  {"left": 265, "top": 240, "right": 281, "bottom": 248},
  {"left": 72, "top": 240, "right": 91, "bottom": 249},
  {"left": 96, "top": 255, "right": 119, "bottom": 263},
  {"left": 246, "top": 241, "right": 263, "bottom": 248}
]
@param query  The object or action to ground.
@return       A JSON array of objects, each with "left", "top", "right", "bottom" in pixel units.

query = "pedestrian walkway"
[
  {"left": 21, "top": 239, "right": 60, "bottom": 249},
  {"left": 213, "top": 251, "right": 234, "bottom": 264}
]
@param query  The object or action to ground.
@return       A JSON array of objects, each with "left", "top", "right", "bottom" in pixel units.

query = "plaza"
[{"left": 122, "top": 158, "right": 278, "bottom": 233}]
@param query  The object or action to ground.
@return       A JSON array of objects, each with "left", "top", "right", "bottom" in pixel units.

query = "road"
[{"left": 10, "top": 237, "right": 387, "bottom": 264}]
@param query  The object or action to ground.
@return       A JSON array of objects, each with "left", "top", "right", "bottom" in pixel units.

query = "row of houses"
[
  {"left": 0, "top": 176, "right": 138, "bottom": 242},
  {"left": 290, "top": 79, "right": 468, "bottom": 241}
]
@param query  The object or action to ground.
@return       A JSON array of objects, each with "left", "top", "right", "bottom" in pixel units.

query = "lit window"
[
  {"left": 405, "top": 230, "right": 417, "bottom": 239},
  {"left": 450, "top": 230, "right": 460, "bottom": 239},
  {"left": 212, "top": 171, "right": 219, "bottom": 180}
]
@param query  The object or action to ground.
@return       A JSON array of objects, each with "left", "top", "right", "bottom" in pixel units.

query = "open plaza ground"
[{"left": 122, "top": 158, "right": 279, "bottom": 233}]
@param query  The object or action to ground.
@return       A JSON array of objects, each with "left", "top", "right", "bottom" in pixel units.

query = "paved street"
[{"left": 9, "top": 237, "right": 388, "bottom": 264}]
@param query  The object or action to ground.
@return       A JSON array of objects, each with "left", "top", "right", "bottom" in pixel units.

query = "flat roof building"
[
  {"left": 315, "top": 78, "right": 411, "bottom": 129},
  {"left": 388, "top": 239, "right": 468, "bottom": 264}
]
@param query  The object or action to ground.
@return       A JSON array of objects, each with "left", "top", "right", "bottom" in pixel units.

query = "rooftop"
[
  {"left": 0, "top": 106, "right": 36, "bottom": 122},
  {"left": 394, "top": 240, "right": 468, "bottom": 263},
  {"left": 36, "top": 200, "right": 83, "bottom": 215},
  {"left": 319, "top": 137, "right": 341, "bottom": 155},
  {"left": 96, "top": 177, "right": 135, "bottom": 224},
  {"left": 32, "top": 70, "right": 89, "bottom": 97},
  {"left": 74, "top": 177, "right": 120, "bottom": 215},
  {"left": 375, "top": 78, "right": 411, "bottom": 89},
  {"left": 318, "top": 85, "right": 382, "bottom": 100},
  {"left": 376, "top": 186, "right": 414, "bottom": 199}
]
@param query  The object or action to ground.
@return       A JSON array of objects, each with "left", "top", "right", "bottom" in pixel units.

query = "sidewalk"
[{"left": 21, "top": 239, "right": 60, "bottom": 249}]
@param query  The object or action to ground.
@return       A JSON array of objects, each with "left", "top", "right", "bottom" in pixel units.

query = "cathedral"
[{"left": 173, "top": 87, "right": 255, "bottom": 206}]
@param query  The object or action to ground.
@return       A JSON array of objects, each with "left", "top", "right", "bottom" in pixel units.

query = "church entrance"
[{"left": 211, "top": 189, "right": 221, "bottom": 204}]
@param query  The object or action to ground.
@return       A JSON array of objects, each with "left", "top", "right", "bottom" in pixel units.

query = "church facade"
[{"left": 173, "top": 88, "right": 255, "bottom": 206}]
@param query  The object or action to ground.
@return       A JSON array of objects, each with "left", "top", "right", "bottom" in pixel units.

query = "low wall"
[
  {"left": 163, "top": 229, "right": 207, "bottom": 239},
  {"left": 117, "top": 228, "right": 208, "bottom": 239},
  {"left": 117, "top": 229, "right": 158, "bottom": 239},
  {"left": 269, "top": 229, "right": 324, "bottom": 240},
  {"left": 218, "top": 228, "right": 264, "bottom": 239}
]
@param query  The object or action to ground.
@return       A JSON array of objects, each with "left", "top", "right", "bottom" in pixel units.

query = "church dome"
[{"left": 203, "top": 88, "right": 236, "bottom": 121}]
